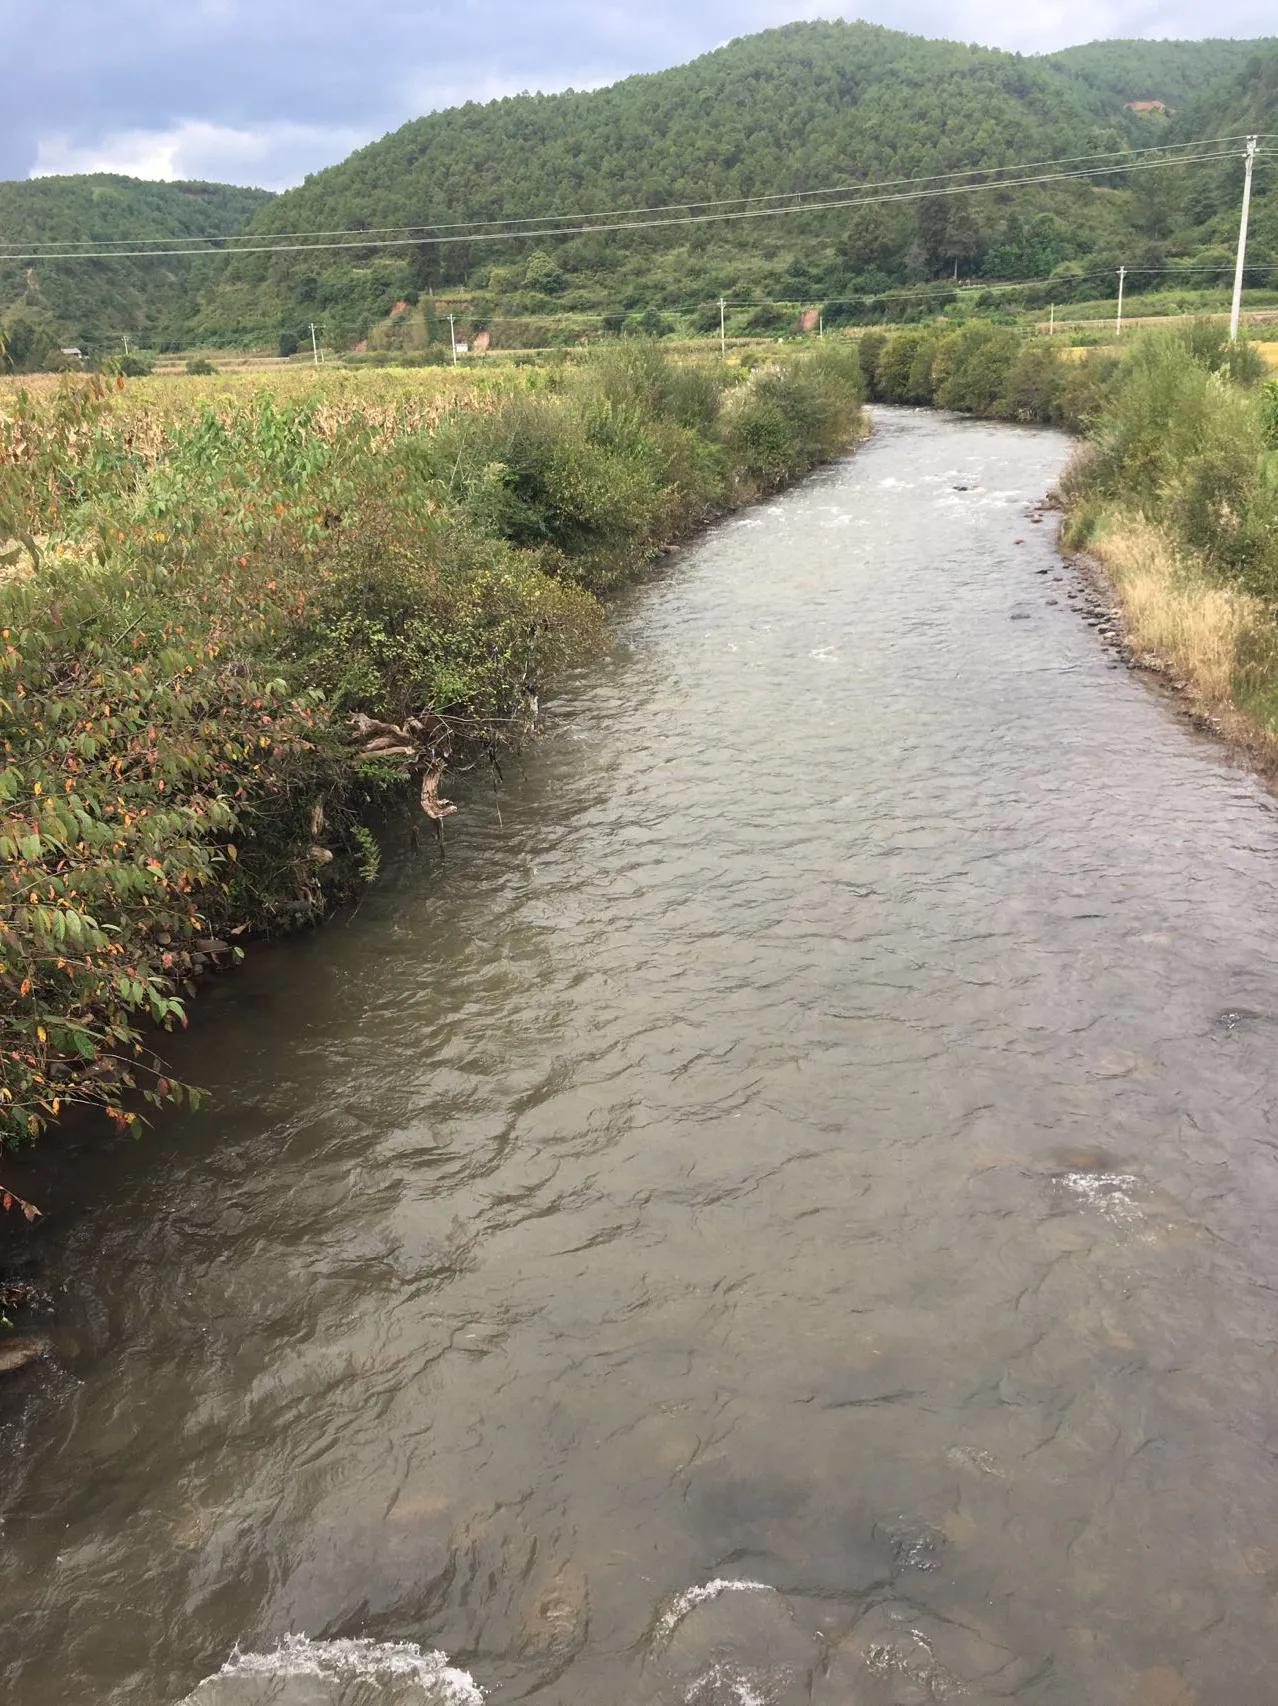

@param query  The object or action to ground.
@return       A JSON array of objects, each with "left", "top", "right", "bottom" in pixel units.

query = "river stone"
[
  {"left": 815, "top": 1600, "right": 1037, "bottom": 1703},
  {"left": 0, "top": 1336, "right": 46, "bottom": 1376},
  {"left": 873, "top": 1515, "right": 946, "bottom": 1574},
  {"left": 1134, "top": 1666, "right": 1197, "bottom": 1705},
  {"left": 655, "top": 1584, "right": 816, "bottom": 1705},
  {"left": 520, "top": 1563, "right": 590, "bottom": 1665}
]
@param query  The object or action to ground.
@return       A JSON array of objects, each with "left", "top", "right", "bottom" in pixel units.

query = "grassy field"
[{"left": 0, "top": 360, "right": 527, "bottom": 414}]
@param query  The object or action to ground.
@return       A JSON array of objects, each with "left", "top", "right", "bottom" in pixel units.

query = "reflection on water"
[{"left": 5, "top": 408, "right": 1278, "bottom": 1704}]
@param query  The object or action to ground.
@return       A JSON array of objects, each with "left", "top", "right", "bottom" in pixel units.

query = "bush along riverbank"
[
  {"left": 861, "top": 318, "right": 1278, "bottom": 764},
  {"left": 0, "top": 342, "right": 865, "bottom": 1162}
]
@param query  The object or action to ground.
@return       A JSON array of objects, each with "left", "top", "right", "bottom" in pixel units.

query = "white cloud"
[
  {"left": 743, "top": 1, "right": 1276, "bottom": 53},
  {"left": 29, "top": 118, "right": 366, "bottom": 190},
  {"left": 398, "top": 67, "right": 620, "bottom": 117}
]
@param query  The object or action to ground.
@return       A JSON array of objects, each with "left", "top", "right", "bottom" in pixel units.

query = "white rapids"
[{"left": 179, "top": 1635, "right": 483, "bottom": 1704}]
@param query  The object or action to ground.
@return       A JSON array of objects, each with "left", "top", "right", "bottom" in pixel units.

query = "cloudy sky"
[{"left": 6, "top": 1, "right": 1274, "bottom": 188}]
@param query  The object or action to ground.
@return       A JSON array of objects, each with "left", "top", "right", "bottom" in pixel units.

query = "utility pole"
[
  {"left": 819, "top": 313, "right": 824, "bottom": 340},
  {"left": 719, "top": 297, "right": 726, "bottom": 359},
  {"left": 1115, "top": 266, "right": 1126, "bottom": 338},
  {"left": 309, "top": 321, "right": 319, "bottom": 366},
  {"left": 122, "top": 333, "right": 130, "bottom": 357},
  {"left": 448, "top": 312, "right": 458, "bottom": 365},
  {"left": 1229, "top": 136, "right": 1259, "bottom": 344},
  {"left": 1049, "top": 304, "right": 1055, "bottom": 336}
]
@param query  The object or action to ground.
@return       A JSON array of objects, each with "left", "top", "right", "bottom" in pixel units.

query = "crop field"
[{"left": 0, "top": 360, "right": 533, "bottom": 425}]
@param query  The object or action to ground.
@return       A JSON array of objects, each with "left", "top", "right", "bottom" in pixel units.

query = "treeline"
[
  {"left": 0, "top": 344, "right": 864, "bottom": 1147},
  {"left": 862, "top": 315, "right": 1278, "bottom": 756},
  {"left": 855, "top": 321, "right": 1117, "bottom": 427}
]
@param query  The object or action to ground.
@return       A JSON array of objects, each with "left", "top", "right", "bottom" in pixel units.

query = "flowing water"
[{"left": 5, "top": 407, "right": 1278, "bottom": 1706}]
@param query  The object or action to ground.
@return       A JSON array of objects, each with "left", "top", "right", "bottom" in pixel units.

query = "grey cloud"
[{"left": 6, "top": 1, "right": 1273, "bottom": 183}]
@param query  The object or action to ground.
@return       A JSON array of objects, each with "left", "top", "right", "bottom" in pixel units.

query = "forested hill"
[
  {"left": 0, "top": 176, "right": 272, "bottom": 362},
  {"left": 1045, "top": 38, "right": 1268, "bottom": 108},
  {"left": 194, "top": 22, "right": 1275, "bottom": 348},
  {"left": 1151, "top": 47, "right": 1278, "bottom": 277}
]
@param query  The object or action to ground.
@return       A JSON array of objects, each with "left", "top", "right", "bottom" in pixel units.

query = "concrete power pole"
[
  {"left": 122, "top": 333, "right": 130, "bottom": 357},
  {"left": 309, "top": 322, "right": 319, "bottom": 366},
  {"left": 1229, "top": 136, "right": 1259, "bottom": 344},
  {"left": 1115, "top": 266, "right": 1126, "bottom": 338},
  {"left": 719, "top": 297, "right": 726, "bottom": 359},
  {"left": 1049, "top": 304, "right": 1055, "bottom": 337},
  {"left": 448, "top": 313, "right": 458, "bottom": 365}
]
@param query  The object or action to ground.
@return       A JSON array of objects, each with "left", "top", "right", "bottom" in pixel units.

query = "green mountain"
[
  {"left": 7, "top": 25, "right": 1275, "bottom": 359},
  {"left": 193, "top": 22, "right": 1276, "bottom": 348},
  {"left": 0, "top": 175, "right": 273, "bottom": 362}
]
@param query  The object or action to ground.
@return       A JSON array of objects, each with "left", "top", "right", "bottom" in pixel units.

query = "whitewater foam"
[
  {"left": 657, "top": 1578, "right": 775, "bottom": 1640},
  {"left": 684, "top": 1661, "right": 771, "bottom": 1704},
  {"left": 1059, "top": 1171, "right": 1142, "bottom": 1225},
  {"left": 180, "top": 1635, "right": 482, "bottom": 1703}
]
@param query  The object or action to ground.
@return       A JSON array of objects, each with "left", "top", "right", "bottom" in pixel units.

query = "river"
[{"left": 4, "top": 406, "right": 1278, "bottom": 1706}]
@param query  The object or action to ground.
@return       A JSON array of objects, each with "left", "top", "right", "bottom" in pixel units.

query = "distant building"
[
  {"left": 1124, "top": 99, "right": 1168, "bottom": 113},
  {"left": 60, "top": 347, "right": 83, "bottom": 360}
]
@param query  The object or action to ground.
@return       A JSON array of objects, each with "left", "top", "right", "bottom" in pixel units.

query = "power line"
[
  {"left": 6, "top": 134, "right": 1263, "bottom": 255},
  {"left": 0, "top": 144, "right": 1254, "bottom": 263}
]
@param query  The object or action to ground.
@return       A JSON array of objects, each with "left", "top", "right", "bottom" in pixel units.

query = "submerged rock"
[{"left": 0, "top": 1336, "right": 47, "bottom": 1376}]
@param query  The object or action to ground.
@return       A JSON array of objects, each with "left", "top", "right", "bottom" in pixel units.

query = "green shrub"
[
  {"left": 874, "top": 331, "right": 923, "bottom": 402},
  {"left": 932, "top": 324, "right": 1021, "bottom": 414},
  {"left": 1261, "top": 381, "right": 1278, "bottom": 449},
  {"left": 855, "top": 331, "right": 887, "bottom": 397},
  {"left": 996, "top": 341, "right": 1066, "bottom": 424}
]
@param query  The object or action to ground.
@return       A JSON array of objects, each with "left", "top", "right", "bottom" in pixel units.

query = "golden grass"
[
  {"left": 0, "top": 363, "right": 529, "bottom": 478},
  {"left": 0, "top": 361, "right": 527, "bottom": 424},
  {"left": 1087, "top": 513, "right": 1278, "bottom": 754}
]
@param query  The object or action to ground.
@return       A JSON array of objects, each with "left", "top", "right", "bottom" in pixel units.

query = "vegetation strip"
[{"left": 0, "top": 343, "right": 866, "bottom": 1160}]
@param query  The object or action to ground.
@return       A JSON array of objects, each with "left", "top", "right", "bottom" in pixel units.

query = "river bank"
[{"left": 0, "top": 343, "right": 865, "bottom": 1160}]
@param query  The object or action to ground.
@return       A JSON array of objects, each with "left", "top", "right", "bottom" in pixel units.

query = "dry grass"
[
  {"left": 0, "top": 363, "right": 527, "bottom": 480},
  {"left": 1087, "top": 512, "right": 1278, "bottom": 753},
  {"left": 0, "top": 362, "right": 527, "bottom": 425}
]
